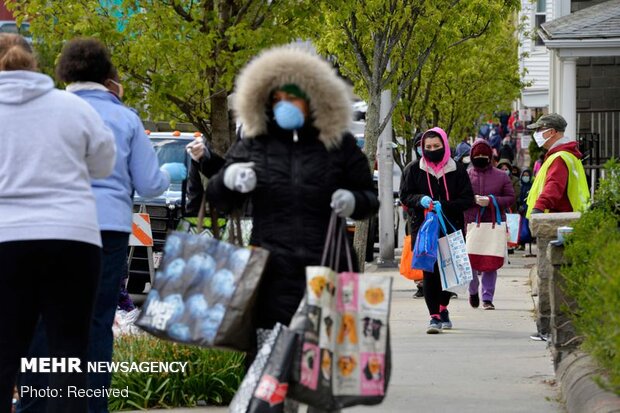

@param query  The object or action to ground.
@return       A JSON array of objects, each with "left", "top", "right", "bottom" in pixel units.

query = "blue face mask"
[
  {"left": 416, "top": 147, "right": 423, "bottom": 156},
  {"left": 273, "top": 101, "right": 305, "bottom": 130}
]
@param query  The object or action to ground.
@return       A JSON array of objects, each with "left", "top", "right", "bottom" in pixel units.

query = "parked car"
[
  {"left": 0, "top": 20, "right": 32, "bottom": 43},
  {"left": 127, "top": 131, "right": 194, "bottom": 296}
]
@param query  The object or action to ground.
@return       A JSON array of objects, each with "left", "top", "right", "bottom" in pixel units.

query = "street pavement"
[{"left": 123, "top": 248, "right": 562, "bottom": 413}]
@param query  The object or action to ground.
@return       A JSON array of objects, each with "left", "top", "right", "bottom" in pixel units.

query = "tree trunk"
[
  {"left": 210, "top": 93, "right": 232, "bottom": 156},
  {"left": 353, "top": 90, "right": 381, "bottom": 271}
]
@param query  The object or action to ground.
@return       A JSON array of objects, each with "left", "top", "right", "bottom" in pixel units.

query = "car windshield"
[
  {"left": 151, "top": 139, "right": 188, "bottom": 166},
  {"left": 0, "top": 22, "right": 31, "bottom": 37}
]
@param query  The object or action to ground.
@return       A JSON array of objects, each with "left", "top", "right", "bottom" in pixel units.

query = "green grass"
[{"left": 109, "top": 334, "right": 245, "bottom": 411}]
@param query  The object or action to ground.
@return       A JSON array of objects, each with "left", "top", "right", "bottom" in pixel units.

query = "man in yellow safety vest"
[{"left": 525, "top": 113, "right": 590, "bottom": 218}]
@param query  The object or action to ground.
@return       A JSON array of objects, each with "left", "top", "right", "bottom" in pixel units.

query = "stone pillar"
[
  {"left": 529, "top": 212, "right": 581, "bottom": 337},
  {"left": 560, "top": 57, "right": 578, "bottom": 140},
  {"left": 548, "top": 243, "right": 581, "bottom": 368}
]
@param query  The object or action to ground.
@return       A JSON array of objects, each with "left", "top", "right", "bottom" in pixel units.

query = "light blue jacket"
[{"left": 73, "top": 89, "right": 169, "bottom": 233}]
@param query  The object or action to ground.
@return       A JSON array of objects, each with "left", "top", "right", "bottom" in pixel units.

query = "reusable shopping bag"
[
  {"left": 229, "top": 323, "right": 298, "bottom": 413},
  {"left": 412, "top": 206, "right": 439, "bottom": 272},
  {"left": 436, "top": 211, "right": 473, "bottom": 291},
  {"left": 519, "top": 215, "right": 532, "bottom": 244},
  {"left": 136, "top": 197, "right": 268, "bottom": 352},
  {"left": 465, "top": 195, "right": 507, "bottom": 272},
  {"left": 506, "top": 212, "right": 521, "bottom": 247},
  {"left": 288, "top": 214, "right": 392, "bottom": 410},
  {"left": 399, "top": 235, "right": 423, "bottom": 281}
]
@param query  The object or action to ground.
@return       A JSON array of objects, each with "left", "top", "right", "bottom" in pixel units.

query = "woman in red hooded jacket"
[
  {"left": 464, "top": 139, "right": 515, "bottom": 310},
  {"left": 400, "top": 127, "right": 474, "bottom": 334}
]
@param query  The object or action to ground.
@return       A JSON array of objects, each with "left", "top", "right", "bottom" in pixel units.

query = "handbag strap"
[
  {"left": 488, "top": 194, "right": 502, "bottom": 224},
  {"left": 227, "top": 210, "right": 244, "bottom": 246},
  {"left": 436, "top": 209, "right": 456, "bottom": 236},
  {"left": 478, "top": 194, "right": 502, "bottom": 225},
  {"left": 196, "top": 192, "right": 221, "bottom": 240},
  {"left": 334, "top": 217, "right": 354, "bottom": 272},
  {"left": 320, "top": 212, "right": 339, "bottom": 267}
]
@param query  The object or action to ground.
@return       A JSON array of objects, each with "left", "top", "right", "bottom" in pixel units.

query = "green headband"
[{"left": 279, "top": 83, "right": 309, "bottom": 101}]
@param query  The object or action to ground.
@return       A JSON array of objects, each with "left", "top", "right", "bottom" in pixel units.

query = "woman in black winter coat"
[
  {"left": 399, "top": 127, "right": 474, "bottom": 334},
  {"left": 207, "top": 46, "right": 378, "bottom": 338}
]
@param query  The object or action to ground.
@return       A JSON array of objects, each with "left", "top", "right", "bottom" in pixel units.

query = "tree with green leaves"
[
  {"left": 7, "top": 0, "right": 313, "bottom": 154},
  {"left": 309, "top": 0, "right": 520, "bottom": 266},
  {"left": 393, "top": 14, "right": 522, "bottom": 169}
]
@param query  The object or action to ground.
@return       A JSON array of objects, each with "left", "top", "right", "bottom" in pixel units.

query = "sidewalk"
[{"left": 124, "top": 250, "right": 561, "bottom": 413}]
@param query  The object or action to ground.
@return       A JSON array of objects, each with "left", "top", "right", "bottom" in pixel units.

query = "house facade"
[
  {"left": 540, "top": 0, "right": 620, "bottom": 188},
  {"left": 518, "top": 0, "right": 554, "bottom": 110}
]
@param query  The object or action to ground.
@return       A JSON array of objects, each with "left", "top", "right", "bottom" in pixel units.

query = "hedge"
[{"left": 562, "top": 159, "right": 620, "bottom": 395}]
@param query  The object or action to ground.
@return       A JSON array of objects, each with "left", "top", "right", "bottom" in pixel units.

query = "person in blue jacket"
[{"left": 17, "top": 38, "right": 186, "bottom": 413}]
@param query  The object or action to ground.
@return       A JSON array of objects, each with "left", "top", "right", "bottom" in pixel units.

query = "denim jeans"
[{"left": 16, "top": 232, "right": 128, "bottom": 413}]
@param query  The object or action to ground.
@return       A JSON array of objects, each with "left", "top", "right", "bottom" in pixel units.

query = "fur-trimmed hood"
[{"left": 233, "top": 45, "right": 353, "bottom": 150}]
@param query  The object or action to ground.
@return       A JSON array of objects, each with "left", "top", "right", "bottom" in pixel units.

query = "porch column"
[{"left": 559, "top": 57, "right": 577, "bottom": 139}]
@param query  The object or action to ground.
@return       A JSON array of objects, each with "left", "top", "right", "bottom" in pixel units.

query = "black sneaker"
[
  {"left": 482, "top": 301, "right": 495, "bottom": 310},
  {"left": 439, "top": 310, "right": 452, "bottom": 329},
  {"left": 469, "top": 293, "right": 480, "bottom": 308},
  {"left": 426, "top": 317, "right": 443, "bottom": 334},
  {"left": 413, "top": 285, "right": 424, "bottom": 298}
]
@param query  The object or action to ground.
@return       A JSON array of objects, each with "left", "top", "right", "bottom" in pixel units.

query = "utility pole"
[{"left": 376, "top": 88, "right": 396, "bottom": 267}]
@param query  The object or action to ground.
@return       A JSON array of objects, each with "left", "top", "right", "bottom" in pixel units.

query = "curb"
[{"left": 557, "top": 351, "right": 620, "bottom": 413}]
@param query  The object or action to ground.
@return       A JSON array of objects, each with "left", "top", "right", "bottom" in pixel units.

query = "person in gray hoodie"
[
  {"left": 0, "top": 34, "right": 115, "bottom": 413},
  {"left": 17, "top": 38, "right": 173, "bottom": 413}
]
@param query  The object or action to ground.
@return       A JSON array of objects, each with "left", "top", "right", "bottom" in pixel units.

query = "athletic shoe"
[
  {"left": 413, "top": 284, "right": 424, "bottom": 298},
  {"left": 439, "top": 309, "right": 452, "bottom": 329},
  {"left": 426, "top": 317, "right": 443, "bottom": 334},
  {"left": 482, "top": 301, "right": 495, "bottom": 310},
  {"left": 469, "top": 293, "right": 480, "bottom": 308}
]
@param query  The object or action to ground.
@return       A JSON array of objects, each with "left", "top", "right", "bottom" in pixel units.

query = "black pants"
[
  {"left": 423, "top": 262, "right": 452, "bottom": 316},
  {"left": 0, "top": 240, "right": 101, "bottom": 413}
]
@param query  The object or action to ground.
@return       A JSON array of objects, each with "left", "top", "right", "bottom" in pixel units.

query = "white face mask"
[
  {"left": 533, "top": 129, "right": 551, "bottom": 147},
  {"left": 522, "top": 176, "right": 531, "bottom": 183}
]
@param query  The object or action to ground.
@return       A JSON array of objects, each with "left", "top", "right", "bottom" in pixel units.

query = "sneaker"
[
  {"left": 413, "top": 285, "right": 424, "bottom": 298},
  {"left": 439, "top": 310, "right": 452, "bottom": 329},
  {"left": 426, "top": 317, "right": 443, "bottom": 334},
  {"left": 482, "top": 301, "right": 495, "bottom": 310},
  {"left": 448, "top": 291, "right": 458, "bottom": 299},
  {"left": 469, "top": 294, "right": 480, "bottom": 308},
  {"left": 529, "top": 332, "right": 548, "bottom": 341}
]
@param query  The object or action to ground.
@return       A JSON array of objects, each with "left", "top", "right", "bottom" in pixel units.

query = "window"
[{"left": 534, "top": 0, "right": 546, "bottom": 47}]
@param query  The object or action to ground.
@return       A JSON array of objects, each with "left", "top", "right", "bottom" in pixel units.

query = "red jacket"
[{"left": 534, "top": 141, "right": 583, "bottom": 213}]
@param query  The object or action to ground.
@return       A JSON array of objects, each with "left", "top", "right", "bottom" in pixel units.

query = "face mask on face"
[
  {"left": 522, "top": 176, "right": 531, "bottom": 183},
  {"left": 416, "top": 147, "right": 423, "bottom": 157},
  {"left": 423, "top": 148, "right": 445, "bottom": 164},
  {"left": 533, "top": 129, "right": 551, "bottom": 147},
  {"left": 504, "top": 169, "right": 511, "bottom": 176},
  {"left": 472, "top": 157, "right": 490, "bottom": 168},
  {"left": 273, "top": 100, "right": 305, "bottom": 130}
]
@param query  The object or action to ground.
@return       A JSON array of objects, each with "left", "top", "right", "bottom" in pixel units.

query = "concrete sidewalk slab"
[
  {"left": 343, "top": 253, "right": 560, "bottom": 413},
  {"left": 122, "top": 251, "right": 561, "bottom": 413}
]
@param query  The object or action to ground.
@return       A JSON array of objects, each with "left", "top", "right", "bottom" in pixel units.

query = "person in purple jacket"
[{"left": 464, "top": 139, "right": 515, "bottom": 310}]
